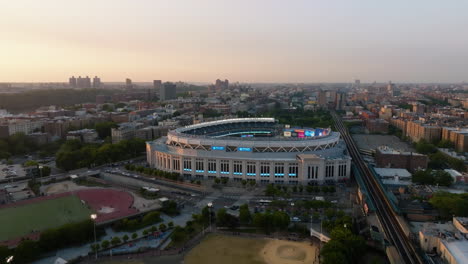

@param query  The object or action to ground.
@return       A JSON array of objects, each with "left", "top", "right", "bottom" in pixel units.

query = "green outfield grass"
[{"left": 0, "top": 195, "right": 92, "bottom": 241}]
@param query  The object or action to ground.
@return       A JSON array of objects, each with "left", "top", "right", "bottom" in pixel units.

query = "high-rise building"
[
  {"left": 387, "top": 81, "right": 395, "bottom": 96},
  {"left": 84, "top": 76, "right": 91, "bottom": 88},
  {"left": 215, "top": 79, "right": 229, "bottom": 90},
  {"left": 318, "top": 90, "right": 327, "bottom": 107},
  {"left": 126, "top": 78, "right": 133, "bottom": 89},
  {"left": 354, "top": 79, "right": 361, "bottom": 88},
  {"left": 153, "top": 80, "right": 162, "bottom": 90},
  {"left": 76, "top": 76, "right": 91, "bottom": 88},
  {"left": 76, "top": 76, "right": 83, "bottom": 87},
  {"left": 160, "top": 82, "right": 177, "bottom": 101},
  {"left": 335, "top": 92, "right": 346, "bottom": 110},
  {"left": 69, "top": 76, "right": 77, "bottom": 87},
  {"left": 92, "top": 76, "right": 101, "bottom": 88}
]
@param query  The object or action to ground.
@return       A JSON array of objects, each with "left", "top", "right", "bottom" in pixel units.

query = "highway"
[{"left": 331, "top": 112, "right": 423, "bottom": 264}]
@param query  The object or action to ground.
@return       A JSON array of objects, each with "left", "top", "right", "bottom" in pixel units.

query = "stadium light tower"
[{"left": 90, "top": 214, "right": 98, "bottom": 259}]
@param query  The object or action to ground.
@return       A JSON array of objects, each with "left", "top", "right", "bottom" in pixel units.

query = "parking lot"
[{"left": 352, "top": 134, "right": 414, "bottom": 151}]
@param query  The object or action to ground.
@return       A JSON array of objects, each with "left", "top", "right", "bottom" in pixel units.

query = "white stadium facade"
[{"left": 146, "top": 118, "right": 351, "bottom": 185}]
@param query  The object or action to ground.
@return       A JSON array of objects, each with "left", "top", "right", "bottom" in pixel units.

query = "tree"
[
  {"left": 437, "top": 139, "right": 454, "bottom": 148},
  {"left": 272, "top": 211, "right": 290, "bottom": 230},
  {"left": 306, "top": 185, "right": 314, "bottom": 194},
  {"left": 90, "top": 243, "right": 100, "bottom": 253},
  {"left": 159, "top": 223, "right": 167, "bottom": 231},
  {"left": 430, "top": 191, "right": 468, "bottom": 218},
  {"left": 412, "top": 170, "right": 434, "bottom": 185},
  {"left": 292, "top": 186, "right": 298, "bottom": 193},
  {"left": 161, "top": 200, "right": 179, "bottom": 216},
  {"left": 40, "top": 166, "right": 51, "bottom": 177},
  {"left": 214, "top": 178, "right": 221, "bottom": 184},
  {"left": 123, "top": 234, "right": 129, "bottom": 242},
  {"left": 216, "top": 208, "right": 228, "bottom": 226},
  {"left": 101, "top": 240, "right": 110, "bottom": 249},
  {"left": 13, "top": 240, "right": 41, "bottom": 263},
  {"left": 221, "top": 177, "right": 228, "bottom": 184},
  {"left": 298, "top": 185, "right": 303, "bottom": 193},
  {"left": 239, "top": 204, "right": 252, "bottom": 225},
  {"left": 0, "top": 246, "right": 12, "bottom": 263},
  {"left": 249, "top": 180, "right": 256, "bottom": 187},
  {"left": 168, "top": 221, "right": 174, "bottom": 228},
  {"left": 143, "top": 229, "right": 149, "bottom": 236},
  {"left": 24, "top": 160, "right": 39, "bottom": 167},
  {"left": 150, "top": 226, "right": 157, "bottom": 232},
  {"left": 142, "top": 211, "right": 161, "bottom": 226},
  {"left": 132, "top": 232, "right": 138, "bottom": 239},
  {"left": 241, "top": 180, "right": 247, "bottom": 187},
  {"left": 415, "top": 139, "right": 437, "bottom": 154},
  {"left": 94, "top": 122, "right": 117, "bottom": 139},
  {"left": 433, "top": 170, "right": 454, "bottom": 186},
  {"left": 322, "top": 186, "right": 329, "bottom": 193},
  {"left": 111, "top": 236, "right": 121, "bottom": 246}
]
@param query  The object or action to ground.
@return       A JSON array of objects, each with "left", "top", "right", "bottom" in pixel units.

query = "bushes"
[
  {"left": 126, "top": 165, "right": 182, "bottom": 181},
  {"left": 113, "top": 211, "right": 162, "bottom": 232},
  {"left": 160, "top": 200, "right": 180, "bottom": 216},
  {"left": 8, "top": 220, "right": 94, "bottom": 263}
]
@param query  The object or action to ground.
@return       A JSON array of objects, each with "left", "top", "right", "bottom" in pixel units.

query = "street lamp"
[
  {"left": 6, "top": 256, "right": 13, "bottom": 263},
  {"left": 38, "top": 165, "right": 43, "bottom": 179},
  {"left": 90, "top": 214, "right": 98, "bottom": 259},
  {"left": 207, "top": 202, "right": 213, "bottom": 232}
]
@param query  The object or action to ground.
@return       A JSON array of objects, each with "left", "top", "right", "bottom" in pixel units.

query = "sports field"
[
  {"left": 0, "top": 195, "right": 92, "bottom": 241},
  {"left": 185, "top": 234, "right": 317, "bottom": 264}
]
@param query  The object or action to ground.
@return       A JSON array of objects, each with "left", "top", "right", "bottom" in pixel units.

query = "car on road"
[{"left": 291, "top": 217, "right": 301, "bottom": 222}]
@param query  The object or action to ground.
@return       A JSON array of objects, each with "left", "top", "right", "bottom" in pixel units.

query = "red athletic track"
[
  {"left": 0, "top": 188, "right": 138, "bottom": 247},
  {"left": 75, "top": 188, "right": 138, "bottom": 223}
]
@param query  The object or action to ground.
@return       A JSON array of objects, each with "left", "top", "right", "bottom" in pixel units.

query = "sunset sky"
[{"left": 1, "top": 0, "right": 467, "bottom": 83}]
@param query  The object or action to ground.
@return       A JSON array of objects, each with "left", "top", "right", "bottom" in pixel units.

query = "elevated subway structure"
[{"left": 332, "top": 111, "right": 423, "bottom": 264}]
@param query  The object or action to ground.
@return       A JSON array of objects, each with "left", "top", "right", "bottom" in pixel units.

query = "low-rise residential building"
[
  {"left": 111, "top": 122, "right": 145, "bottom": 143},
  {"left": 419, "top": 219, "right": 468, "bottom": 264},
  {"left": 66, "top": 129, "right": 99, "bottom": 143},
  {"left": 374, "top": 167, "right": 412, "bottom": 186}
]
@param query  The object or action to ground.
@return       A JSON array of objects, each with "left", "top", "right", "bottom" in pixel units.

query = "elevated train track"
[{"left": 332, "top": 111, "right": 423, "bottom": 264}]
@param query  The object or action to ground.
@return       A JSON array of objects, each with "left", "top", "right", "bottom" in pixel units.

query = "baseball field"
[
  {"left": 0, "top": 195, "right": 91, "bottom": 242},
  {"left": 185, "top": 234, "right": 317, "bottom": 264}
]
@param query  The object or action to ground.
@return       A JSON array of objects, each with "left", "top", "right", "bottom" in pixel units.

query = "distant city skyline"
[{"left": 1, "top": 0, "right": 468, "bottom": 83}]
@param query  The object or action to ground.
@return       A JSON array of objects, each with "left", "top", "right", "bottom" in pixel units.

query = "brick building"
[
  {"left": 366, "top": 119, "right": 389, "bottom": 133},
  {"left": 375, "top": 146, "right": 428, "bottom": 172},
  {"left": 442, "top": 127, "right": 468, "bottom": 152},
  {"left": 405, "top": 121, "right": 441, "bottom": 143}
]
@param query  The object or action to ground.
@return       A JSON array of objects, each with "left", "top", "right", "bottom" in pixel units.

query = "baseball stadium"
[{"left": 146, "top": 118, "right": 351, "bottom": 184}]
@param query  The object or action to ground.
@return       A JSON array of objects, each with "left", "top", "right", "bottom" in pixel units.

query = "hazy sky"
[{"left": 1, "top": 0, "right": 467, "bottom": 83}]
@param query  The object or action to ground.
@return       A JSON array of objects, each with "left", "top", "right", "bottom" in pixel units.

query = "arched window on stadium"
[
  {"left": 183, "top": 159, "right": 192, "bottom": 171},
  {"left": 233, "top": 161, "right": 243, "bottom": 175},
  {"left": 274, "top": 163, "right": 284, "bottom": 177},
  {"left": 195, "top": 159, "right": 204, "bottom": 173},
  {"left": 208, "top": 159, "right": 217, "bottom": 174},
  {"left": 325, "top": 163, "right": 335, "bottom": 178},
  {"left": 288, "top": 163, "right": 298, "bottom": 178},
  {"left": 173, "top": 158, "right": 180, "bottom": 171},
  {"left": 260, "top": 162, "right": 270, "bottom": 177},
  {"left": 247, "top": 162, "right": 256, "bottom": 176},
  {"left": 220, "top": 160, "right": 230, "bottom": 174}
]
